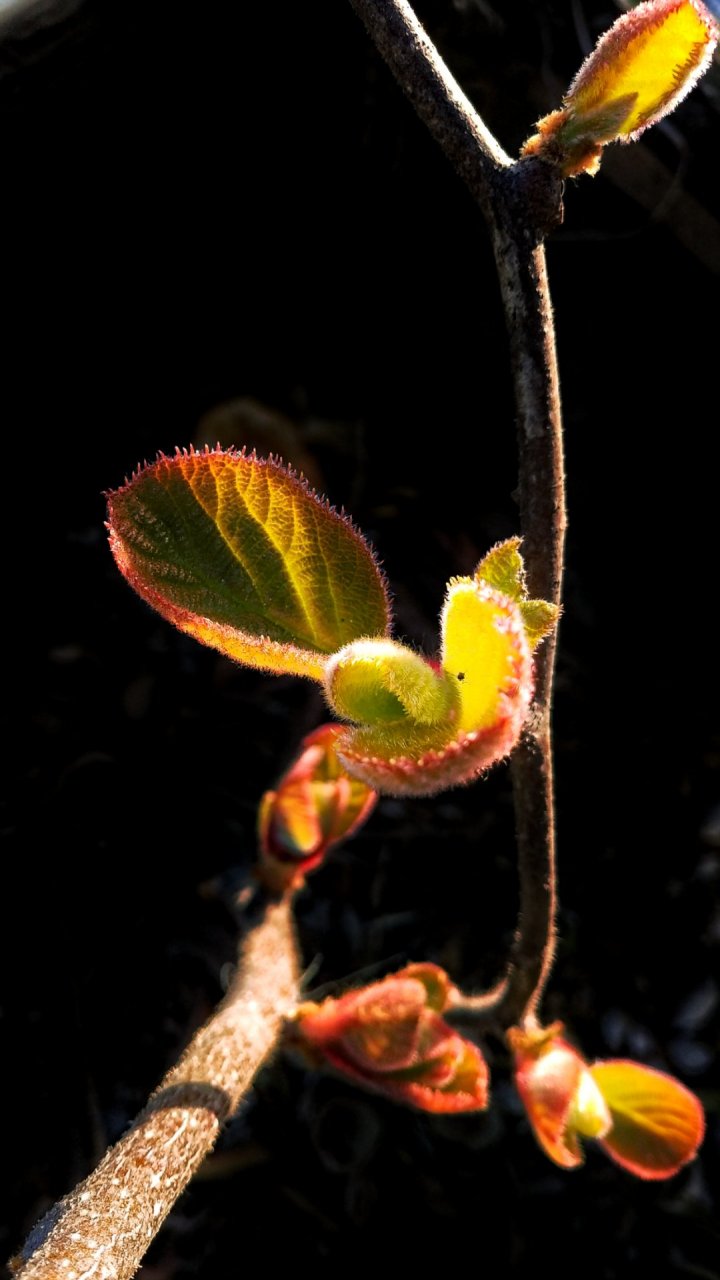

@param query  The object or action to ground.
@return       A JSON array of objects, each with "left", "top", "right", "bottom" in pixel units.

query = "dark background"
[{"left": 2, "top": 1, "right": 719, "bottom": 1276}]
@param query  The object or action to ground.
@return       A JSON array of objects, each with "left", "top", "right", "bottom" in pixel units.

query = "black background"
[{"left": 2, "top": 2, "right": 719, "bottom": 1276}]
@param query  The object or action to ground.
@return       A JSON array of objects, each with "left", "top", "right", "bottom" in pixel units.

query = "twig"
[
  {"left": 12, "top": 894, "right": 300, "bottom": 1280},
  {"left": 347, "top": 0, "right": 567, "bottom": 1030},
  {"left": 493, "top": 221, "right": 566, "bottom": 1029}
]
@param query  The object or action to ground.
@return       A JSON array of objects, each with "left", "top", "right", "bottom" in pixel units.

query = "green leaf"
[
  {"left": 519, "top": 599, "right": 561, "bottom": 651},
  {"left": 474, "top": 539, "right": 559, "bottom": 651},
  {"left": 326, "top": 639, "right": 459, "bottom": 727},
  {"left": 107, "top": 448, "right": 391, "bottom": 679},
  {"left": 474, "top": 537, "right": 525, "bottom": 600},
  {"left": 590, "top": 1060, "right": 705, "bottom": 1179}
]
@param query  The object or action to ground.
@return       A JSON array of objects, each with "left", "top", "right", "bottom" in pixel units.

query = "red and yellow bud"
[
  {"left": 509, "top": 1024, "right": 611, "bottom": 1169},
  {"left": 523, "top": 0, "right": 719, "bottom": 177},
  {"left": 257, "top": 724, "right": 377, "bottom": 891},
  {"left": 293, "top": 964, "right": 489, "bottom": 1113},
  {"left": 509, "top": 1023, "right": 704, "bottom": 1178}
]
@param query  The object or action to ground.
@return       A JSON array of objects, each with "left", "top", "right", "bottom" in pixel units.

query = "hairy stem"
[
  {"left": 347, "top": 0, "right": 566, "bottom": 1029},
  {"left": 493, "top": 232, "right": 566, "bottom": 1029},
  {"left": 12, "top": 894, "right": 300, "bottom": 1280}
]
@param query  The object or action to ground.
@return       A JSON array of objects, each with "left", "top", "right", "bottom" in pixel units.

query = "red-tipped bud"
[
  {"left": 293, "top": 964, "right": 489, "bottom": 1113},
  {"left": 258, "top": 724, "right": 377, "bottom": 891},
  {"left": 509, "top": 1023, "right": 704, "bottom": 1178}
]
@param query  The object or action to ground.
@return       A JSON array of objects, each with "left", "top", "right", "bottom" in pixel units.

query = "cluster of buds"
[
  {"left": 257, "top": 736, "right": 486, "bottom": 1111},
  {"left": 258, "top": 733, "right": 705, "bottom": 1177},
  {"left": 293, "top": 991, "right": 704, "bottom": 1179}
]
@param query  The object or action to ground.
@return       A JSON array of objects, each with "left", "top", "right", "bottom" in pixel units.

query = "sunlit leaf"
[
  {"left": 474, "top": 540, "right": 559, "bottom": 651},
  {"left": 475, "top": 537, "right": 525, "bottom": 600},
  {"left": 519, "top": 600, "right": 561, "bottom": 650},
  {"left": 567, "top": 0, "right": 717, "bottom": 140},
  {"left": 441, "top": 579, "right": 531, "bottom": 734},
  {"left": 522, "top": 0, "right": 719, "bottom": 176},
  {"left": 107, "top": 448, "right": 390, "bottom": 679},
  {"left": 326, "top": 639, "right": 459, "bottom": 727},
  {"left": 590, "top": 1061, "right": 705, "bottom": 1179}
]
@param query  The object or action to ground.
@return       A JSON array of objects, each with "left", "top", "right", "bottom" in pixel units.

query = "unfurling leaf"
[
  {"left": 522, "top": 0, "right": 719, "bottom": 176},
  {"left": 509, "top": 1023, "right": 704, "bottom": 1177},
  {"left": 518, "top": 599, "right": 561, "bottom": 651},
  {"left": 332, "top": 580, "right": 534, "bottom": 796},
  {"left": 293, "top": 966, "right": 489, "bottom": 1113},
  {"left": 326, "top": 640, "right": 459, "bottom": 729},
  {"left": 107, "top": 448, "right": 390, "bottom": 679},
  {"left": 474, "top": 537, "right": 526, "bottom": 600},
  {"left": 474, "top": 538, "right": 560, "bottom": 651}
]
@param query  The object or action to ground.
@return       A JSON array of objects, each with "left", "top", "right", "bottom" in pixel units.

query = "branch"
[
  {"left": 348, "top": 0, "right": 511, "bottom": 219},
  {"left": 11, "top": 893, "right": 300, "bottom": 1280},
  {"left": 493, "top": 228, "right": 566, "bottom": 1028},
  {"left": 347, "top": 0, "right": 567, "bottom": 1030}
]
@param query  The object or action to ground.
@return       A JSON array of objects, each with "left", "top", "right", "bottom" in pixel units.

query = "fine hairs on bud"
[{"left": 523, "top": 0, "right": 719, "bottom": 175}]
